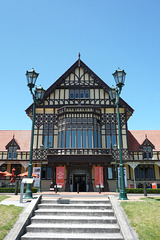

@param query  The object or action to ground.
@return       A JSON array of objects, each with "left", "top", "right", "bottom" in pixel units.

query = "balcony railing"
[
  {"left": 0, "top": 151, "right": 30, "bottom": 160},
  {"left": 129, "top": 151, "right": 160, "bottom": 161},
  {"left": 57, "top": 106, "right": 101, "bottom": 116},
  {"left": 2, "top": 149, "right": 159, "bottom": 161},
  {"left": 47, "top": 148, "right": 110, "bottom": 155}
]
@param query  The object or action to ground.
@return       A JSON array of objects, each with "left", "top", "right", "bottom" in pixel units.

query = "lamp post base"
[
  {"left": 118, "top": 190, "right": 128, "bottom": 200},
  {"left": 24, "top": 183, "right": 33, "bottom": 199}
]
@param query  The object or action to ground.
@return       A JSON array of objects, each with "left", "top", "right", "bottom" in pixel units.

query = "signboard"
[
  {"left": 152, "top": 183, "right": 157, "bottom": 189},
  {"left": 20, "top": 178, "right": 34, "bottom": 203},
  {"left": 33, "top": 167, "right": 41, "bottom": 187},
  {"left": 95, "top": 167, "right": 104, "bottom": 187},
  {"left": 118, "top": 167, "right": 127, "bottom": 188},
  {"left": 22, "top": 178, "right": 34, "bottom": 184},
  {"left": 56, "top": 167, "right": 65, "bottom": 187}
]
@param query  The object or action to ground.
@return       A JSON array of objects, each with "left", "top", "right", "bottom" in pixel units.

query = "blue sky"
[{"left": 0, "top": 0, "right": 160, "bottom": 130}]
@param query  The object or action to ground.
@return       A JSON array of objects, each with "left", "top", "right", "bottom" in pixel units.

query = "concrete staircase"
[{"left": 21, "top": 197, "right": 124, "bottom": 240}]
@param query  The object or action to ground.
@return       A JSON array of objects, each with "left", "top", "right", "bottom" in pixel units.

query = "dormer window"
[
  {"left": 140, "top": 136, "right": 155, "bottom": 160},
  {"left": 143, "top": 146, "right": 152, "bottom": 159},
  {"left": 5, "top": 135, "right": 20, "bottom": 160},
  {"left": 8, "top": 147, "right": 17, "bottom": 159}
]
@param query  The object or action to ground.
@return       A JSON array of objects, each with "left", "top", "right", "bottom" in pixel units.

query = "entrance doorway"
[{"left": 73, "top": 174, "right": 86, "bottom": 192}]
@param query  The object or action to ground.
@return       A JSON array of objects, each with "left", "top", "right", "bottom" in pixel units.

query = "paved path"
[
  {"left": 0, "top": 194, "right": 32, "bottom": 207},
  {"left": 0, "top": 192, "right": 159, "bottom": 207}
]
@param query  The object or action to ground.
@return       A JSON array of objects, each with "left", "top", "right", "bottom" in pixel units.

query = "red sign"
[
  {"left": 56, "top": 167, "right": 65, "bottom": 187},
  {"left": 95, "top": 167, "right": 104, "bottom": 187},
  {"left": 152, "top": 183, "right": 157, "bottom": 189}
]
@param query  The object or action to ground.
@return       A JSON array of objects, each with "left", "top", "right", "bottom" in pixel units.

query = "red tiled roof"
[
  {"left": 128, "top": 130, "right": 160, "bottom": 151},
  {"left": 0, "top": 130, "right": 31, "bottom": 151},
  {"left": 1, "top": 130, "right": 160, "bottom": 153}
]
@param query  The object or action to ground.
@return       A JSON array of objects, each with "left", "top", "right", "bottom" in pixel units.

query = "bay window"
[{"left": 58, "top": 115, "right": 101, "bottom": 149}]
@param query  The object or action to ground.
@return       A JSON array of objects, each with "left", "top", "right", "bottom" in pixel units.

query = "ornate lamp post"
[
  {"left": 38, "top": 144, "right": 44, "bottom": 192},
  {"left": 25, "top": 69, "right": 45, "bottom": 199},
  {"left": 109, "top": 68, "right": 128, "bottom": 200},
  {"left": 113, "top": 144, "right": 119, "bottom": 193}
]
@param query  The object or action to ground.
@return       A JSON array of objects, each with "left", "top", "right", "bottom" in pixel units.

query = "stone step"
[
  {"left": 21, "top": 232, "right": 124, "bottom": 240},
  {"left": 31, "top": 215, "right": 117, "bottom": 224},
  {"left": 26, "top": 223, "right": 120, "bottom": 234},
  {"left": 35, "top": 209, "right": 114, "bottom": 216},
  {"left": 21, "top": 197, "right": 124, "bottom": 240},
  {"left": 41, "top": 199, "right": 110, "bottom": 205},
  {"left": 38, "top": 203, "right": 112, "bottom": 209}
]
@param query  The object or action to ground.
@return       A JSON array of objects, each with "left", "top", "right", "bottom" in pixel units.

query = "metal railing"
[
  {"left": 1, "top": 149, "right": 159, "bottom": 161},
  {"left": 57, "top": 106, "right": 101, "bottom": 116},
  {"left": 0, "top": 151, "right": 30, "bottom": 160},
  {"left": 47, "top": 148, "right": 110, "bottom": 155},
  {"left": 129, "top": 151, "right": 160, "bottom": 161}
]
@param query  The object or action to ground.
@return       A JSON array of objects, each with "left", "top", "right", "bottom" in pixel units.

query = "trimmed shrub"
[
  {"left": 0, "top": 187, "right": 38, "bottom": 193},
  {"left": 126, "top": 188, "right": 160, "bottom": 194}
]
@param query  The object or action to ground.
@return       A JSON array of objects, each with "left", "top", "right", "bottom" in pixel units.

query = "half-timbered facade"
[
  {"left": 25, "top": 57, "right": 134, "bottom": 192},
  {"left": 0, "top": 58, "right": 160, "bottom": 191}
]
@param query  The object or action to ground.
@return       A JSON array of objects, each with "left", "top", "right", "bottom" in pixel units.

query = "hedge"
[
  {"left": 126, "top": 188, "right": 160, "bottom": 194},
  {"left": 0, "top": 187, "right": 38, "bottom": 193},
  {"left": 0, "top": 187, "right": 159, "bottom": 194}
]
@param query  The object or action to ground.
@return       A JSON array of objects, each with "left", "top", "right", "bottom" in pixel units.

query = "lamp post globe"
[
  {"left": 109, "top": 86, "right": 116, "bottom": 103},
  {"left": 26, "top": 68, "right": 39, "bottom": 90},
  {"left": 112, "top": 68, "right": 126, "bottom": 91},
  {"left": 35, "top": 85, "right": 45, "bottom": 101}
]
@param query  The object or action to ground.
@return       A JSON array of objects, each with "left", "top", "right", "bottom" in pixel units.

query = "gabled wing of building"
[{"left": 26, "top": 59, "right": 134, "bottom": 119}]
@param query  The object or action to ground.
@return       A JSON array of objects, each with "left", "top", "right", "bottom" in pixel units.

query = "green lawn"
[
  {"left": 121, "top": 197, "right": 160, "bottom": 240},
  {"left": 0, "top": 196, "right": 10, "bottom": 202},
  {"left": 0, "top": 195, "right": 23, "bottom": 240}
]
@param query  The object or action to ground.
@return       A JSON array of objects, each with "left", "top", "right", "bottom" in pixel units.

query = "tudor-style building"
[
  {"left": 25, "top": 57, "right": 133, "bottom": 192},
  {"left": 0, "top": 57, "right": 160, "bottom": 191}
]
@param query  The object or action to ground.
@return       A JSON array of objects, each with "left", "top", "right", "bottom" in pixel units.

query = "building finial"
[
  {"left": 145, "top": 134, "right": 147, "bottom": 138},
  {"left": 78, "top": 52, "right": 81, "bottom": 67},
  {"left": 13, "top": 134, "right": 15, "bottom": 139}
]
